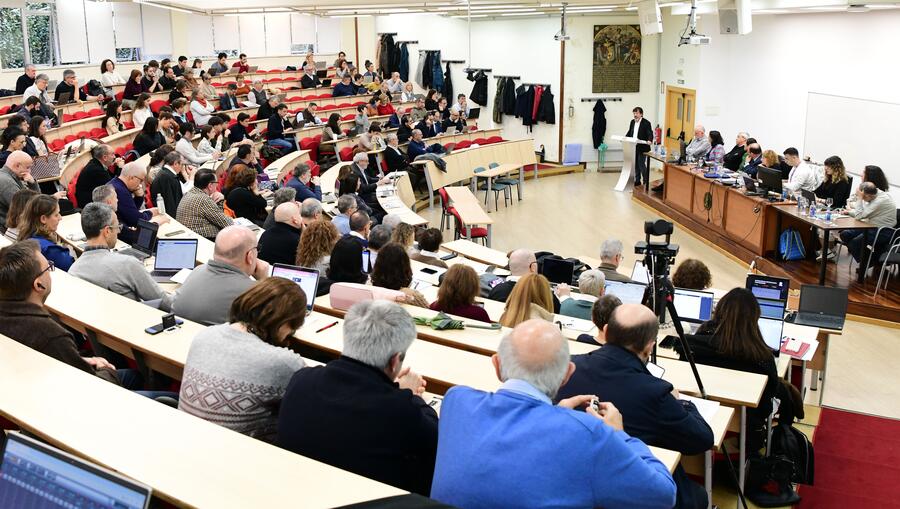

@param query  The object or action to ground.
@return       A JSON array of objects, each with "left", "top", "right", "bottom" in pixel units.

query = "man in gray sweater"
[
  {"left": 839, "top": 182, "right": 898, "bottom": 263},
  {"left": 69, "top": 203, "right": 173, "bottom": 311},
  {"left": 173, "top": 225, "right": 270, "bottom": 325}
]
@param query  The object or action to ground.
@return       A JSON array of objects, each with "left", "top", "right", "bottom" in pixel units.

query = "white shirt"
[
  {"left": 451, "top": 102, "right": 470, "bottom": 117},
  {"left": 197, "top": 136, "right": 224, "bottom": 156},
  {"left": 100, "top": 71, "right": 125, "bottom": 87},
  {"left": 176, "top": 137, "right": 212, "bottom": 166},
  {"left": 190, "top": 99, "right": 215, "bottom": 126},
  {"left": 132, "top": 107, "right": 152, "bottom": 129},
  {"left": 22, "top": 85, "right": 51, "bottom": 105},
  {"left": 784, "top": 161, "right": 819, "bottom": 193}
]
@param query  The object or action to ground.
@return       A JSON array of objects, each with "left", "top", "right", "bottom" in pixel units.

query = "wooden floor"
[{"left": 420, "top": 169, "right": 900, "bottom": 421}]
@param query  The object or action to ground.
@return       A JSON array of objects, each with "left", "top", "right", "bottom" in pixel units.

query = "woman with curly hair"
[
  {"left": 296, "top": 220, "right": 340, "bottom": 274},
  {"left": 671, "top": 259, "right": 712, "bottom": 290}
]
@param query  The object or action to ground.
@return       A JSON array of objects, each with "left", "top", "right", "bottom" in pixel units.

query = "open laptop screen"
[
  {"left": 672, "top": 288, "right": 714, "bottom": 323},
  {"left": 540, "top": 258, "right": 574, "bottom": 285},
  {"left": 758, "top": 298, "right": 786, "bottom": 320},
  {"left": 0, "top": 432, "right": 151, "bottom": 509},
  {"left": 154, "top": 239, "right": 198, "bottom": 271},
  {"left": 271, "top": 264, "right": 320, "bottom": 314},
  {"left": 604, "top": 281, "right": 647, "bottom": 305},
  {"left": 746, "top": 274, "right": 790, "bottom": 301},
  {"left": 798, "top": 284, "right": 848, "bottom": 317},
  {"left": 133, "top": 220, "right": 159, "bottom": 252},
  {"left": 758, "top": 317, "right": 784, "bottom": 353}
]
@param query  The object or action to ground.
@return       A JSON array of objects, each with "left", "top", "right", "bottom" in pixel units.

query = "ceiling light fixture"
[{"left": 132, "top": 0, "right": 194, "bottom": 14}]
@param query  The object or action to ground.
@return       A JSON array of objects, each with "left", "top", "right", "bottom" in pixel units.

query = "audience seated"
[
  {"left": 331, "top": 195, "right": 357, "bottom": 236},
  {"left": 296, "top": 219, "right": 340, "bottom": 275},
  {"left": 133, "top": 117, "right": 165, "bottom": 157},
  {"left": 173, "top": 225, "right": 269, "bottom": 325},
  {"left": 209, "top": 53, "right": 229, "bottom": 75},
  {"left": 558, "top": 269, "right": 605, "bottom": 320},
  {"left": 838, "top": 182, "right": 898, "bottom": 263},
  {"left": 176, "top": 168, "right": 233, "bottom": 241},
  {"left": 3, "top": 188, "right": 38, "bottom": 241},
  {"left": 0, "top": 240, "right": 119, "bottom": 385},
  {"left": 258, "top": 202, "right": 303, "bottom": 266},
  {"left": 782, "top": 147, "right": 819, "bottom": 193},
  {"left": 575, "top": 294, "right": 621, "bottom": 345},
  {"left": 558, "top": 303, "right": 713, "bottom": 509},
  {"left": 339, "top": 169, "right": 374, "bottom": 219},
  {"left": 150, "top": 152, "right": 188, "bottom": 214},
  {"left": 285, "top": 163, "right": 322, "bottom": 202},
  {"left": 112, "top": 162, "right": 167, "bottom": 245},
  {"left": 431, "top": 319, "right": 676, "bottom": 509},
  {"left": 367, "top": 224, "right": 391, "bottom": 266},
  {"left": 671, "top": 259, "right": 712, "bottom": 290},
  {"left": 327, "top": 236, "right": 368, "bottom": 285},
  {"left": 706, "top": 131, "right": 725, "bottom": 165},
  {"left": 0, "top": 151, "right": 40, "bottom": 233},
  {"left": 487, "top": 249, "right": 562, "bottom": 313},
  {"left": 743, "top": 143, "right": 763, "bottom": 177},
  {"left": 0, "top": 128, "right": 27, "bottom": 168},
  {"left": 723, "top": 132, "right": 748, "bottom": 172},
  {"left": 91, "top": 184, "right": 118, "bottom": 211},
  {"left": 16, "top": 195, "right": 74, "bottom": 271},
  {"left": 15, "top": 64, "right": 36, "bottom": 95},
  {"left": 141, "top": 61, "right": 163, "bottom": 94},
  {"left": 69, "top": 203, "right": 172, "bottom": 311},
  {"left": 391, "top": 222, "right": 416, "bottom": 252},
  {"left": 410, "top": 228, "right": 448, "bottom": 268},
  {"left": 596, "top": 239, "right": 635, "bottom": 283},
  {"left": 429, "top": 264, "right": 492, "bottom": 323},
  {"left": 332, "top": 75, "right": 356, "bottom": 97},
  {"left": 301, "top": 65, "right": 321, "bottom": 89},
  {"left": 346, "top": 210, "right": 371, "bottom": 248},
  {"left": 814, "top": 155, "right": 852, "bottom": 210},
  {"left": 75, "top": 145, "right": 120, "bottom": 208},
  {"left": 300, "top": 198, "right": 323, "bottom": 226},
  {"left": 371, "top": 243, "right": 428, "bottom": 307},
  {"left": 180, "top": 277, "right": 306, "bottom": 442},
  {"left": 266, "top": 104, "right": 297, "bottom": 154},
  {"left": 263, "top": 188, "right": 296, "bottom": 231},
  {"left": 685, "top": 125, "right": 710, "bottom": 162},
  {"left": 499, "top": 273, "right": 555, "bottom": 327},
  {"left": 225, "top": 165, "right": 268, "bottom": 226},
  {"left": 278, "top": 300, "right": 435, "bottom": 494}
]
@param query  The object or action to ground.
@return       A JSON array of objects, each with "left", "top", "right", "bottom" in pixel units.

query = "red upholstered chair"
[
  {"left": 320, "top": 104, "right": 335, "bottom": 111},
  {"left": 342, "top": 113, "right": 354, "bottom": 121},
  {"left": 211, "top": 82, "right": 223, "bottom": 87},
  {"left": 62, "top": 113, "right": 76, "bottom": 123},
  {"left": 317, "top": 93, "right": 332, "bottom": 99},
  {"left": 299, "top": 137, "right": 319, "bottom": 161},
  {"left": 336, "top": 103, "right": 351, "bottom": 109},
  {"left": 380, "top": 160, "right": 388, "bottom": 173},
  {"left": 437, "top": 188, "right": 456, "bottom": 231},
  {"left": 308, "top": 162, "right": 320, "bottom": 177},
  {"left": 443, "top": 143, "right": 456, "bottom": 152},
  {"left": 64, "top": 134, "right": 77, "bottom": 144},
  {"left": 0, "top": 106, "right": 10, "bottom": 115},
  {"left": 67, "top": 173, "right": 80, "bottom": 208},
  {"left": 87, "top": 108, "right": 103, "bottom": 117},
  {"left": 338, "top": 147, "right": 354, "bottom": 162},
  {"left": 455, "top": 140, "right": 472, "bottom": 150},
  {"left": 115, "top": 91, "right": 124, "bottom": 102},
  {"left": 450, "top": 208, "right": 488, "bottom": 245},
  {"left": 73, "top": 111, "right": 89, "bottom": 120},
  {"left": 150, "top": 100, "right": 167, "bottom": 115},
  {"left": 486, "top": 136, "right": 503, "bottom": 144},
  {"left": 49, "top": 139, "right": 66, "bottom": 152},
  {"left": 472, "top": 138, "right": 487, "bottom": 146},
  {"left": 114, "top": 146, "right": 126, "bottom": 157},
  {"left": 76, "top": 131, "right": 90, "bottom": 140},
  {"left": 249, "top": 114, "right": 257, "bottom": 121},
  {"left": 353, "top": 101, "right": 366, "bottom": 106},
  {"left": 89, "top": 128, "right": 106, "bottom": 139},
  {"left": 123, "top": 121, "right": 134, "bottom": 129}
]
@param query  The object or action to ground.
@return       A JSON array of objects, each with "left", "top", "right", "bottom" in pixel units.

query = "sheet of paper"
[
  {"left": 555, "top": 316, "right": 595, "bottom": 332},
  {"left": 679, "top": 394, "right": 721, "bottom": 426},
  {"left": 169, "top": 268, "right": 192, "bottom": 284},
  {"left": 783, "top": 322, "right": 818, "bottom": 342}
]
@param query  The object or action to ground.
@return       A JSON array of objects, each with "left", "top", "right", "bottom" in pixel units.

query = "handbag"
[{"left": 31, "top": 153, "right": 61, "bottom": 181}]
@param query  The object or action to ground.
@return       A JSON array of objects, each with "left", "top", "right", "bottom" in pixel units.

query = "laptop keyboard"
[
  {"left": 118, "top": 248, "right": 149, "bottom": 260},
  {"left": 797, "top": 312, "right": 843, "bottom": 325}
]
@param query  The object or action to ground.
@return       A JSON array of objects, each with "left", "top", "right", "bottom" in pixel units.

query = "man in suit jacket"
[
  {"left": 558, "top": 303, "right": 714, "bottom": 509},
  {"left": 487, "top": 249, "right": 563, "bottom": 313},
  {"left": 383, "top": 133, "right": 426, "bottom": 194},
  {"left": 300, "top": 65, "right": 321, "bottom": 89},
  {"left": 218, "top": 84, "right": 241, "bottom": 111},
  {"left": 346, "top": 211, "right": 370, "bottom": 248},
  {"left": 350, "top": 152, "right": 387, "bottom": 209},
  {"left": 74, "top": 144, "right": 122, "bottom": 209},
  {"left": 150, "top": 151, "right": 186, "bottom": 214},
  {"left": 430, "top": 319, "right": 676, "bottom": 508},
  {"left": 257, "top": 202, "right": 302, "bottom": 266},
  {"left": 625, "top": 106, "right": 653, "bottom": 188},
  {"left": 409, "top": 228, "right": 448, "bottom": 269},
  {"left": 723, "top": 132, "right": 749, "bottom": 172},
  {"left": 278, "top": 301, "right": 437, "bottom": 495}
]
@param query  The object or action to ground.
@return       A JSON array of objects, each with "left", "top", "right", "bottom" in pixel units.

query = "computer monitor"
[
  {"left": 757, "top": 166, "right": 782, "bottom": 195},
  {"left": 603, "top": 280, "right": 647, "bottom": 305},
  {"left": 758, "top": 317, "right": 784, "bottom": 353},
  {"left": 540, "top": 258, "right": 575, "bottom": 285},
  {"left": 153, "top": 239, "right": 198, "bottom": 271},
  {"left": 0, "top": 431, "right": 152, "bottom": 509},
  {"left": 758, "top": 298, "right": 786, "bottom": 320},
  {"left": 631, "top": 260, "right": 650, "bottom": 285},
  {"left": 270, "top": 264, "right": 320, "bottom": 315},
  {"left": 672, "top": 288, "right": 715, "bottom": 323},
  {"left": 746, "top": 274, "right": 790, "bottom": 301}
]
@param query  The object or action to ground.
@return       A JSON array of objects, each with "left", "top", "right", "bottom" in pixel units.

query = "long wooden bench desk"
[
  {"left": 0, "top": 335, "right": 407, "bottom": 508},
  {"left": 442, "top": 239, "right": 508, "bottom": 267},
  {"left": 443, "top": 186, "right": 495, "bottom": 247},
  {"left": 377, "top": 173, "right": 428, "bottom": 226}
]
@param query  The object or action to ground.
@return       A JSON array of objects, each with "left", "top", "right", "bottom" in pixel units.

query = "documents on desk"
[
  {"left": 555, "top": 315, "right": 595, "bottom": 333},
  {"left": 780, "top": 337, "right": 819, "bottom": 362},
  {"left": 679, "top": 394, "right": 721, "bottom": 426}
]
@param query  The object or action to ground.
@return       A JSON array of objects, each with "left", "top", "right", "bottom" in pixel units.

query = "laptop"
[
  {"left": 758, "top": 317, "right": 784, "bottom": 355},
  {"left": 540, "top": 258, "right": 575, "bottom": 286},
  {"left": 118, "top": 220, "right": 159, "bottom": 260},
  {"left": 746, "top": 274, "right": 790, "bottom": 301},
  {"left": 758, "top": 298, "right": 786, "bottom": 320},
  {"left": 0, "top": 431, "right": 152, "bottom": 509},
  {"left": 672, "top": 288, "right": 715, "bottom": 323},
  {"left": 321, "top": 78, "right": 332, "bottom": 87},
  {"left": 316, "top": 69, "right": 328, "bottom": 78},
  {"left": 801, "top": 188, "right": 817, "bottom": 205},
  {"left": 270, "top": 264, "right": 320, "bottom": 316},
  {"left": 247, "top": 65, "right": 259, "bottom": 73},
  {"left": 743, "top": 176, "right": 762, "bottom": 196},
  {"left": 315, "top": 61, "right": 327, "bottom": 70},
  {"left": 791, "top": 284, "right": 849, "bottom": 330},
  {"left": 631, "top": 260, "right": 650, "bottom": 284},
  {"left": 604, "top": 280, "right": 648, "bottom": 305},
  {"left": 444, "top": 126, "right": 458, "bottom": 135},
  {"left": 468, "top": 107, "right": 480, "bottom": 120},
  {"left": 150, "top": 238, "right": 198, "bottom": 282},
  {"left": 55, "top": 91, "right": 73, "bottom": 104}
]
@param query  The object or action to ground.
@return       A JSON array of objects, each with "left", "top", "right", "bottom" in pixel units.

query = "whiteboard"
[{"left": 804, "top": 92, "right": 900, "bottom": 202}]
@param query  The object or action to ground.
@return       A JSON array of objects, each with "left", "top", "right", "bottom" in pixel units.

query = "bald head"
[
  {"left": 274, "top": 201, "right": 300, "bottom": 224},
  {"left": 6, "top": 151, "right": 33, "bottom": 178},
  {"left": 605, "top": 303, "right": 659, "bottom": 358},
  {"left": 213, "top": 225, "right": 257, "bottom": 273},
  {"left": 494, "top": 319, "right": 573, "bottom": 399},
  {"left": 508, "top": 249, "right": 536, "bottom": 276}
]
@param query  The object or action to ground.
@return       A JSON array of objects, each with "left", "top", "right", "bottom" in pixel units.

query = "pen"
[{"left": 316, "top": 321, "right": 339, "bottom": 333}]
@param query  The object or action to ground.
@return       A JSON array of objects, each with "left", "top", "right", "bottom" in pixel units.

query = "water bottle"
[
  {"left": 156, "top": 194, "right": 166, "bottom": 216},
  {"left": 809, "top": 202, "right": 816, "bottom": 219},
  {"left": 825, "top": 207, "right": 832, "bottom": 224}
]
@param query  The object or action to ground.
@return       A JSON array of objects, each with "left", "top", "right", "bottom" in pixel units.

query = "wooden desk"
[
  {"left": 377, "top": 173, "right": 427, "bottom": 226},
  {"left": 57, "top": 213, "right": 130, "bottom": 253},
  {"left": 442, "top": 239, "right": 508, "bottom": 267},
  {"left": 471, "top": 162, "right": 524, "bottom": 211},
  {"left": 0, "top": 335, "right": 406, "bottom": 508},
  {"left": 261, "top": 149, "right": 311, "bottom": 185},
  {"left": 443, "top": 187, "right": 495, "bottom": 247}
]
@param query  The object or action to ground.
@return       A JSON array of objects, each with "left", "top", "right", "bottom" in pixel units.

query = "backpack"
[
  {"left": 745, "top": 454, "right": 801, "bottom": 507},
  {"left": 779, "top": 228, "right": 806, "bottom": 261},
  {"left": 770, "top": 422, "right": 815, "bottom": 485}
]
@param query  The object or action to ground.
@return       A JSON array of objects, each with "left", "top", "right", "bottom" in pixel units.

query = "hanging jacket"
[
  {"left": 422, "top": 52, "right": 433, "bottom": 89},
  {"left": 431, "top": 51, "right": 444, "bottom": 93},
  {"left": 415, "top": 50, "right": 427, "bottom": 87},
  {"left": 379, "top": 34, "right": 395, "bottom": 78},
  {"left": 442, "top": 63, "right": 453, "bottom": 102},
  {"left": 493, "top": 77, "right": 505, "bottom": 123},
  {"left": 399, "top": 43, "right": 410, "bottom": 82},
  {"left": 391, "top": 42, "right": 402, "bottom": 76},
  {"left": 531, "top": 85, "right": 544, "bottom": 122},
  {"left": 592, "top": 100, "right": 608, "bottom": 149},
  {"left": 515, "top": 85, "right": 535, "bottom": 130},
  {"left": 502, "top": 77, "right": 517, "bottom": 115},
  {"left": 536, "top": 85, "right": 555, "bottom": 124},
  {"left": 468, "top": 70, "right": 488, "bottom": 106}
]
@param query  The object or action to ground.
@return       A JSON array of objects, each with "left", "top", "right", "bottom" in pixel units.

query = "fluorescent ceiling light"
[
  {"left": 451, "top": 13, "right": 491, "bottom": 17},
  {"left": 625, "top": 6, "right": 638, "bottom": 9},
  {"left": 132, "top": 0, "right": 194, "bottom": 14},
  {"left": 501, "top": 11, "right": 544, "bottom": 15},
  {"left": 330, "top": 14, "right": 374, "bottom": 17},
  {"left": 657, "top": 2, "right": 683, "bottom": 6},
  {"left": 567, "top": 7, "right": 615, "bottom": 12}
]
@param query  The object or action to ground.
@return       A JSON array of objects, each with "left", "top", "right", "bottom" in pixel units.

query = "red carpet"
[{"left": 797, "top": 408, "right": 900, "bottom": 508}]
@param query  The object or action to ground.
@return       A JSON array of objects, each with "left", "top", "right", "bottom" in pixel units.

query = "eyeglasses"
[{"left": 37, "top": 261, "right": 55, "bottom": 277}]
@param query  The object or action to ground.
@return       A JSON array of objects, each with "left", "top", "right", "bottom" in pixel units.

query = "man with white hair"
[
  {"left": 331, "top": 194, "right": 357, "bottom": 236},
  {"left": 385, "top": 72, "right": 404, "bottom": 94},
  {"left": 723, "top": 131, "right": 749, "bottom": 171},
  {"left": 558, "top": 304, "right": 713, "bottom": 509},
  {"left": 300, "top": 197, "right": 323, "bottom": 226},
  {"left": 247, "top": 79, "right": 268, "bottom": 107},
  {"left": 111, "top": 161, "right": 167, "bottom": 245},
  {"left": 351, "top": 151, "right": 389, "bottom": 217},
  {"left": 684, "top": 125, "right": 711, "bottom": 162},
  {"left": 15, "top": 64, "right": 36, "bottom": 95},
  {"left": 431, "top": 319, "right": 676, "bottom": 508},
  {"left": 301, "top": 64, "right": 321, "bottom": 89},
  {"left": 558, "top": 269, "right": 605, "bottom": 320},
  {"left": 487, "top": 249, "right": 567, "bottom": 312},
  {"left": 278, "top": 301, "right": 436, "bottom": 495},
  {"left": 69, "top": 203, "right": 172, "bottom": 311},
  {"left": 0, "top": 150, "right": 40, "bottom": 233},
  {"left": 173, "top": 225, "right": 269, "bottom": 325},
  {"left": 258, "top": 202, "right": 302, "bottom": 266},
  {"left": 91, "top": 184, "right": 118, "bottom": 211},
  {"left": 597, "top": 238, "right": 635, "bottom": 283}
]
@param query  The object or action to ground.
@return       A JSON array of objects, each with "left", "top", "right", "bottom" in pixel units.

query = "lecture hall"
[{"left": 0, "top": 0, "right": 897, "bottom": 508}]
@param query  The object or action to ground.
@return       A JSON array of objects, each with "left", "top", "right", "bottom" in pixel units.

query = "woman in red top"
[
  {"left": 376, "top": 95, "right": 396, "bottom": 116},
  {"left": 429, "top": 264, "right": 492, "bottom": 323}
]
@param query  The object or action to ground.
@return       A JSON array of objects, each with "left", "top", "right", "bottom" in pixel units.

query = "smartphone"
[
  {"left": 439, "top": 252, "right": 458, "bottom": 261},
  {"left": 646, "top": 361, "right": 666, "bottom": 378},
  {"left": 164, "top": 229, "right": 186, "bottom": 237},
  {"left": 420, "top": 267, "right": 438, "bottom": 275},
  {"left": 145, "top": 314, "right": 183, "bottom": 335},
  {"left": 361, "top": 249, "right": 371, "bottom": 273}
]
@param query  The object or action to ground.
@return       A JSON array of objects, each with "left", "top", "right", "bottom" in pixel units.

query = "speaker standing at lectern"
[{"left": 626, "top": 106, "right": 654, "bottom": 188}]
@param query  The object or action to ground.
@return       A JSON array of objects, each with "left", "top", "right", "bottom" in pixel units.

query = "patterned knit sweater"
[{"left": 178, "top": 324, "right": 305, "bottom": 442}]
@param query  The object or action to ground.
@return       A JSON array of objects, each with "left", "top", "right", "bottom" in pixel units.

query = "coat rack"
[
  {"left": 523, "top": 82, "right": 550, "bottom": 87},
  {"left": 463, "top": 67, "right": 491, "bottom": 73},
  {"left": 581, "top": 97, "right": 622, "bottom": 102},
  {"left": 396, "top": 40, "right": 418, "bottom": 44},
  {"left": 377, "top": 32, "right": 398, "bottom": 36},
  {"left": 494, "top": 75, "right": 520, "bottom": 80},
  {"left": 442, "top": 60, "right": 466, "bottom": 64}
]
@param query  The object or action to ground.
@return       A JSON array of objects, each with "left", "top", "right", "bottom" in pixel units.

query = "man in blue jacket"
[
  {"left": 332, "top": 75, "right": 357, "bottom": 97},
  {"left": 285, "top": 163, "right": 322, "bottom": 202},
  {"left": 557, "top": 303, "right": 714, "bottom": 509},
  {"left": 431, "top": 319, "right": 676, "bottom": 509}
]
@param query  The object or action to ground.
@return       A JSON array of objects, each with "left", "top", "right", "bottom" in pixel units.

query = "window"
[
  {"left": 0, "top": 2, "right": 58, "bottom": 69},
  {"left": 214, "top": 49, "right": 239, "bottom": 58},
  {"left": 116, "top": 48, "right": 142, "bottom": 63},
  {"left": 291, "top": 44, "right": 315, "bottom": 56}
]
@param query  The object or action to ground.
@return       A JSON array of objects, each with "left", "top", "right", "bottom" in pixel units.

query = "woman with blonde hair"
[
  {"left": 391, "top": 222, "right": 416, "bottom": 252},
  {"left": 296, "top": 220, "right": 340, "bottom": 274},
  {"left": 499, "top": 273, "right": 554, "bottom": 328}
]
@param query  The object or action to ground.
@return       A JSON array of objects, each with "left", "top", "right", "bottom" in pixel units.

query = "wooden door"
[{"left": 664, "top": 86, "right": 697, "bottom": 155}]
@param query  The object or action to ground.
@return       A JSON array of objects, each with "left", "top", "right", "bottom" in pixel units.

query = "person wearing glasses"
[
  {"left": 0, "top": 240, "right": 120, "bottom": 384},
  {"left": 69, "top": 203, "right": 173, "bottom": 311},
  {"left": 108, "top": 162, "right": 167, "bottom": 246},
  {"left": 176, "top": 169, "right": 232, "bottom": 241},
  {"left": 172, "top": 225, "right": 270, "bottom": 326}
]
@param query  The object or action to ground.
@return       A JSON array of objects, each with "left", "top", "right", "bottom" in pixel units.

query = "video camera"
[{"left": 635, "top": 219, "right": 679, "bottom": 279}]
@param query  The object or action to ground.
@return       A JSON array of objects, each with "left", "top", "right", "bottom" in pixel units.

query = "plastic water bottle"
[
  {"left": 825, "top": 207, "right": 832, "bottom": 225},
  {"left": 809, "top": 202, "right": 816, "bottom": 219},
  {"left": 156, "top": 194, "right": 166, "bottom": 216}
]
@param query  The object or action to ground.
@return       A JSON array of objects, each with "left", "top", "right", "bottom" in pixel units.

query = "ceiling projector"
[{"left": 679, "top": 33, "right": 710, "bottom": 45}]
